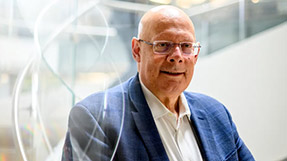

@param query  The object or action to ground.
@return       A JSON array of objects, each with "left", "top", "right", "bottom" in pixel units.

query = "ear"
[
  {"left": 194, "top": 43, "right": 200, "bottom": 64},
  {"left": 194, "top": 54, "right": 199, "bottom": 65},
  {"left": 132, "top": 37, "right": 141, "bottom": 62}
]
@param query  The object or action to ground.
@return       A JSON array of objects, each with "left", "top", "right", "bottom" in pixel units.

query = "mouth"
[{"left": 160, "top": 70, "right": 185, "bottom": 76}]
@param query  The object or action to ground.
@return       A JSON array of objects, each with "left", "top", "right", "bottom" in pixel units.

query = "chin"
[{"left": 160, "top": 84, "right": 185, "bottom": 94}]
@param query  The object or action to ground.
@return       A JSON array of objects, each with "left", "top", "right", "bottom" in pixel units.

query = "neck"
[
  {"left": 158, "top": 95, "right": 180, "bottom": 117},
  {"left": 138, "top": 75, "right": 181, "bottom": 117}
]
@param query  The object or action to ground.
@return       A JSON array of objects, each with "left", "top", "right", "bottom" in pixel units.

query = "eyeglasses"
[{"left": 138, "top": 39, "right": 201, "bottom": 55}]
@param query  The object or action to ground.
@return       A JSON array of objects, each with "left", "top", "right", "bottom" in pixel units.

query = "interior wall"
[{"left": 188, "top": 22, "right": 287, "bottom": 161}]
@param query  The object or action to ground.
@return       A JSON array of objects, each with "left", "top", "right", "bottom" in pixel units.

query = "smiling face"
[{"left": 132, "top": 6, "right": 198, "bottom": 101}]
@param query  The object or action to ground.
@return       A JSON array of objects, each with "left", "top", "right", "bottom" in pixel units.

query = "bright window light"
[
  {"left": 150, "top": 0, "right": 171, "bottom": 4},
  {"left": 251, "top": 0, "right": 259, "bottom": 3},
  {"left": 176, "top": 0, "right": 206, "bottom": 8}
]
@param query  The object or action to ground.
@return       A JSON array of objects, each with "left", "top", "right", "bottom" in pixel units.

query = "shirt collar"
[{"left": 139, "top": 76, "right": 191, "bottom": 120}]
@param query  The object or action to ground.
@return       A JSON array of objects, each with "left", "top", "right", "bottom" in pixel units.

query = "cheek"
[
  {"left": 185, "top": 59, "right": 196, "bottom": 77},
  {"left": 187, "top": 56, "right": 197, "bottom": 65},
  {"left": 147, "top": 55, "right": 164, "bottom": 68},
  {"left": 142, "top": 57, "right": 157, "bottom": 76},
  {"left": 187, "top": 55, "right": 196, "bottom": 61}
]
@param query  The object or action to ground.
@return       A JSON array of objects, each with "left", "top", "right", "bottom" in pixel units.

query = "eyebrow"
[{"left": 152, "top": 34, "right": 195, "bottom": 43}]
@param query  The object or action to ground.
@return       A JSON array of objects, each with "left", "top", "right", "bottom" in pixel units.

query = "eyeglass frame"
[{"left": 138, "top": 39, "right": 201, "bottom": 55}]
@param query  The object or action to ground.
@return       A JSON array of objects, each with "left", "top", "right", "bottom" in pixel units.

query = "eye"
[
  {"left": 154, "top": 42, "right": 171, "bottom": 53},
  {"left": 181, "top": 43, "right": 192, "bottom": 48},
  {"left": 158, "top": 43, "right": 168, "bottom": 47},
  {"left": 181, "top": 42, "right": 193, "bottom": 54}
]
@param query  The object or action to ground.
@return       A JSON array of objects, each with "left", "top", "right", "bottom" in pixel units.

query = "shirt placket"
[{"left": 176, "top": 116, "right": 193, "bottom": 161}]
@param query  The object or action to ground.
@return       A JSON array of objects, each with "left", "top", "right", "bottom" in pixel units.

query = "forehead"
[
  {"left": 143, "top": 13, "right": 195, "bottom": 42},
  {"left": 151, "top": 28, "right": 195, "bottom": 42}
]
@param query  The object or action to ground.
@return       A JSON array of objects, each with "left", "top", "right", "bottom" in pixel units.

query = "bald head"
[{"left": 138, "top": 5, "right": 195, "bottom": 41}]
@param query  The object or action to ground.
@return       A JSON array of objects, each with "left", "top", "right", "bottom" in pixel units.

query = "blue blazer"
[{"left": 62, "top": 75, "right": 254, "bottom": 161}]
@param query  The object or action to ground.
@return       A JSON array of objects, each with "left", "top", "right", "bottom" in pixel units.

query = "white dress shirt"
[{"left": 140, "top": 79, "right": 203, "bottom": 161}]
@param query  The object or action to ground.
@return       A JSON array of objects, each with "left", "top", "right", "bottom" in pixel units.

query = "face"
[{"left": 132, "top": 8, "right": 198, "bottom": 100}]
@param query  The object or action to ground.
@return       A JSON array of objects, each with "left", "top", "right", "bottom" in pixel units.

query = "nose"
[{"left": 168, "top": 46, "right": 183, "bottom": 63}]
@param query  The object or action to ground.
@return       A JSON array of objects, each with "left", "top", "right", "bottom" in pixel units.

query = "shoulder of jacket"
[{"left": 184, "top": 91, "right": 227, "bottom": 114}]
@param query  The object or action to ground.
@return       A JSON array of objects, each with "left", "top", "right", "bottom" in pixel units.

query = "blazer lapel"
[
  {"left": 128, "top": 75, "right": 169, "bottom": 161},
  {"left": 186, "top": 95, "right": 220, "bottom": 161}
]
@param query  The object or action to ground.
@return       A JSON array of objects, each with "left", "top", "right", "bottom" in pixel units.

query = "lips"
[{"left": 161, "top": 70, "right": 185, "bottom": 76}]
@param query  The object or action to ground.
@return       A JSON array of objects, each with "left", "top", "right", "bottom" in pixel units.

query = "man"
[{"left": 62, "top": 5, "right": 254, "bottom": 161}]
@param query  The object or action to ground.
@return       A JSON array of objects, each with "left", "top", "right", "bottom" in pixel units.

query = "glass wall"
[{"left": 0, "top": 0, "right": 286, "bottom": 160}]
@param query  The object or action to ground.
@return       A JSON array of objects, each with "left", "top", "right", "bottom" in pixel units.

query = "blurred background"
[{"left": 0, "top": 0, "right": 286, "bottom": 160}]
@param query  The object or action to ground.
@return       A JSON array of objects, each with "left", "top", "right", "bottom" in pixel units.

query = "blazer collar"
[
  {"left": 128, "top": 74, "right": 169, "bottom": 161},
  {"left": 185, "top": 94, "right": 220, "bottom": 160}
]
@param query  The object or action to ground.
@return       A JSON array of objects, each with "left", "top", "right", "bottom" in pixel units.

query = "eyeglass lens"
[{"left": 153, "top": 41, "right": 198, "bottom": 55}]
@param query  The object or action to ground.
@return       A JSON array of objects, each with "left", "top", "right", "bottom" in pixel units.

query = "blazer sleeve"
[{"left": 62, "top": 104, "right": 113, "bottom": 161}]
